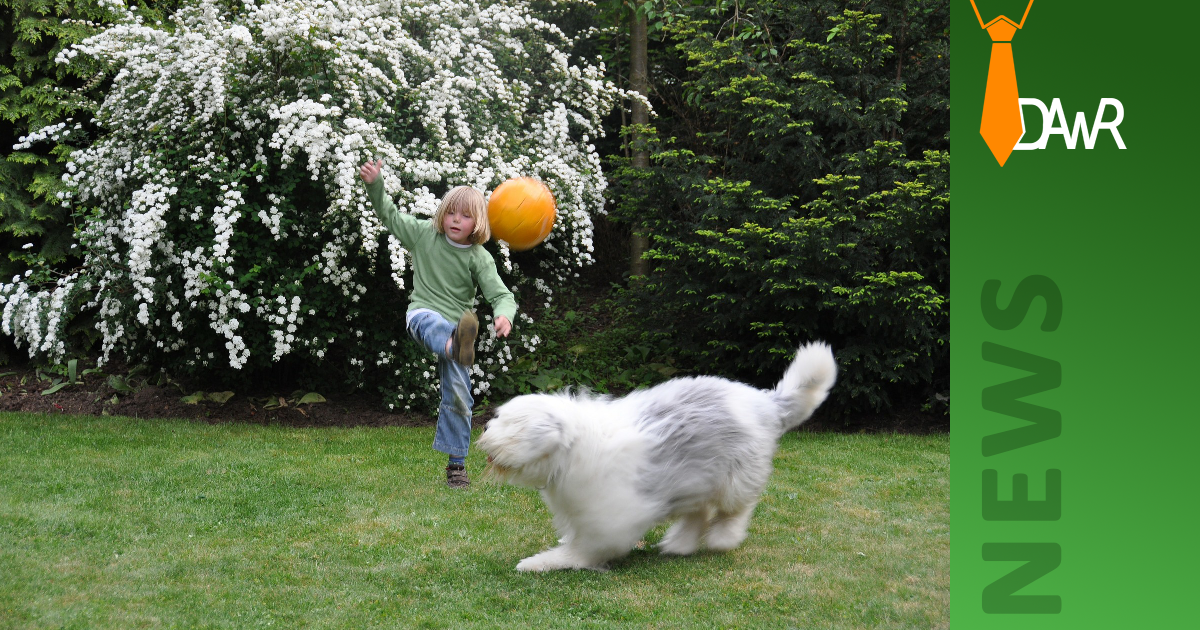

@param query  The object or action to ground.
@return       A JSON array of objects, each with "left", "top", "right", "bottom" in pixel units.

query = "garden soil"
[
  {"left": 0, "top": 363, "right": 444, "bottom": 428},
  {"left": 0, "top": 361, "right": 944, "bottom": 433}
]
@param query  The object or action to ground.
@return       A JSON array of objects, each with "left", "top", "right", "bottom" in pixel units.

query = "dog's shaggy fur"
[{"left": 476, "top": 342, "right": 837, "bottom": 571}]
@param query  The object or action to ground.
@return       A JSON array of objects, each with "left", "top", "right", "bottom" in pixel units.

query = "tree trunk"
[{"left": 628, "top": 6, "right": 650, "bottom": 280}]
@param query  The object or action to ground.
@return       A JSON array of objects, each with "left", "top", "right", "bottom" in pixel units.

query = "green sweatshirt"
[{"left": 365, "top": 177, "right": 517, "bottom": 324}]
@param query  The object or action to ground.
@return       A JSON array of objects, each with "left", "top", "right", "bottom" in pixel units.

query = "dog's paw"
[
  {"left": 704, "top": 507, "right": 755, "bottom": 551},
  {"left": 704, "top": 528, "right": 749, "bottom": 552},
  {"left": 515, "top": 548, "right": 608, "bottom": 572},
  {"left": 516, "top": 549, "right": 568, "bottom": 572},
  {"left": 516, "top": 556, "right": 551, "bottom": 572},
  {"left": 657, "top": 538, "right": 701, "bottom": 556},
  {"left": 658, "top": 516, "right": 706, "bottom": 556}
]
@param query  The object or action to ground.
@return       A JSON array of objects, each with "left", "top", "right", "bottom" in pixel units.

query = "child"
[{"left": 359, "top": 159, "right": 516, "bottom": 488}]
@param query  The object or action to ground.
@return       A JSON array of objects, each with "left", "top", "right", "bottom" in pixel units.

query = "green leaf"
[
  {"left": 107, "top": 375, "right": 134, "bottom": 394},
  {"left": 41, "top": 381, "right": 70, "bottom": 395},
  {"left": 649, "top": 363, "right": 679, "bottom": 378},
  {"left": 528, "top": 373, "right": 563, "bottom": 391},
  {"left": 206, "top": 391, "right": 235, "bottom": 404},
  {"left": 68, "top": 359, "right": 78, "bottom": 384},
  {"left": 181, "top": 392, "right": 205, "bottom": 404},
  {"left": 296, "top": 392, "right": 326, "bottom": 405}
]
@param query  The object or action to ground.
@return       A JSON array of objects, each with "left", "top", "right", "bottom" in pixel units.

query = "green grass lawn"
[{"left": 0, "top": 412, "right": 948, "bottom": 629}]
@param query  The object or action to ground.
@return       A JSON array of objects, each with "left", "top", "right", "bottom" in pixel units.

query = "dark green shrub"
[
  {"left": 608, "top": 1, "right": 949, "bottom": 419},
  {"left": 1, "top": 0, "right": 178, "bottom": 281}
]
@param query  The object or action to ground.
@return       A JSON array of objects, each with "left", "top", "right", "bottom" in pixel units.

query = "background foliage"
[
  {"left": 2, "top": 0, "right": 950, "bottom": 425},
  {"left": 606, "top": 0, "right": 949, "bottom": 418},
  {"left": 1, "top": 0, "right": 178, "bottom": 280},
  {"left": 1, "top": 0, "right": 621, "bottom": 413}
]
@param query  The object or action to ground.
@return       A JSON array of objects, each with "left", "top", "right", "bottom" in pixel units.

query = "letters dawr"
[{"left": 1013, "top": 98, "right": 1126, "bottom": 151}]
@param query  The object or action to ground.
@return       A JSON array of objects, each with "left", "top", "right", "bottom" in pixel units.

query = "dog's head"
[{"left": 477, "top": 394, "right": 572, "bottom": 487}]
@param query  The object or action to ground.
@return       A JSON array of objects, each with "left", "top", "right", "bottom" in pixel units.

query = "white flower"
[{"left": 1, "top": 0, "right": 618, "bottom": 387}]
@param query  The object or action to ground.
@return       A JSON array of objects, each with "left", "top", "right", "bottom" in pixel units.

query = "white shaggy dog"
[{"left": 476, "top": 342, "right": 837, "bottom": 572}]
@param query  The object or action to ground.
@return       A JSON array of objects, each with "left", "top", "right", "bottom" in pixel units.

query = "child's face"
[{"left": 443, "top": 207, "right": 476, "bottom": 244}]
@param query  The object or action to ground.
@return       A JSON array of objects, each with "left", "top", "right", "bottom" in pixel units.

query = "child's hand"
[
  {"left": 359, "top": 159, "right": 383, "bottom": 184},
  {"left": 495, "top": 316, "right": 512, "bottom": 338}
]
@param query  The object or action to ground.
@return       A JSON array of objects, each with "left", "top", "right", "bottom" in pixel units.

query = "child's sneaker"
[
  {"left": 449, "top": 311, "right": 478, "bottom": 366},
  {"left": 445, "top": 463, "right": 470, "bottom": 488}
]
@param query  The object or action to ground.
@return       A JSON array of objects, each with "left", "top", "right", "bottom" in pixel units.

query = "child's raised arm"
[
  {"left": 359, "top": 159, "right": 382, "bottom": 184},
  {"left": 360, "top": 159, "right": 423, "bottom": 248}
]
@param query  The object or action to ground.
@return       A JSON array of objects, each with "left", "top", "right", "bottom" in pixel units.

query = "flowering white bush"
[{"left": 1, "top": 0, "right": 622, "bottom": 409}]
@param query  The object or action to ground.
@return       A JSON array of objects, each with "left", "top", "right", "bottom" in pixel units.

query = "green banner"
[{"left": 952, "top": 0, "right": 1199, "bottom": 626}]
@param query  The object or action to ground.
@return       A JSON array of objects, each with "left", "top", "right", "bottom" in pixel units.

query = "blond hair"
[{"left": 432, "top": 186, "right": 490, "bottom": 245}]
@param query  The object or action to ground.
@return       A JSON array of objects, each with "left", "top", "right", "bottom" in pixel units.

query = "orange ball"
[{"left": 487, "top": 177, "right": 556, "bottom": 251}]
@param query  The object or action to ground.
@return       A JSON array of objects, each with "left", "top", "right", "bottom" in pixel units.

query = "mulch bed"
[
  {"left": 1, "top": 358, "right": 946, "bottom": 434},
  {"left": 0, "top": 362, "right": 435, "bottom": 428}
]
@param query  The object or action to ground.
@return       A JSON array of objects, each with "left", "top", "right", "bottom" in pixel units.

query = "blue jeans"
[{"left": 407, "top": 310, "right": 473, "bottom": 458}]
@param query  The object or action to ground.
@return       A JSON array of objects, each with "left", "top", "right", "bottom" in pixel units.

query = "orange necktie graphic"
[{"left": 972, "top": 0, "right": 1035, "bottom": 166}]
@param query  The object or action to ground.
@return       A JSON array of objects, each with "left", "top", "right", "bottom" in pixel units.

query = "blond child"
[{"left": 360, "top": 160, "right": 515, "bottom": 488}]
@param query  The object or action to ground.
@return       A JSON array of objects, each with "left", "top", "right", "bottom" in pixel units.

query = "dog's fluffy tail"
[{"left": 772, "top": 342, "right": 838, "bottom": 433}]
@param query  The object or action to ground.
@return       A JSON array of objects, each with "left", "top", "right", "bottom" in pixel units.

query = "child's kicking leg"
[
  {"left": 435, "top": 356, "right": 473, "bottom": 487},
  {"left": 407, "top": 310, "right": 478, "bottom": 487},
  {"left": 446, "top": 311, "right": 478, "bottom": 367}
]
